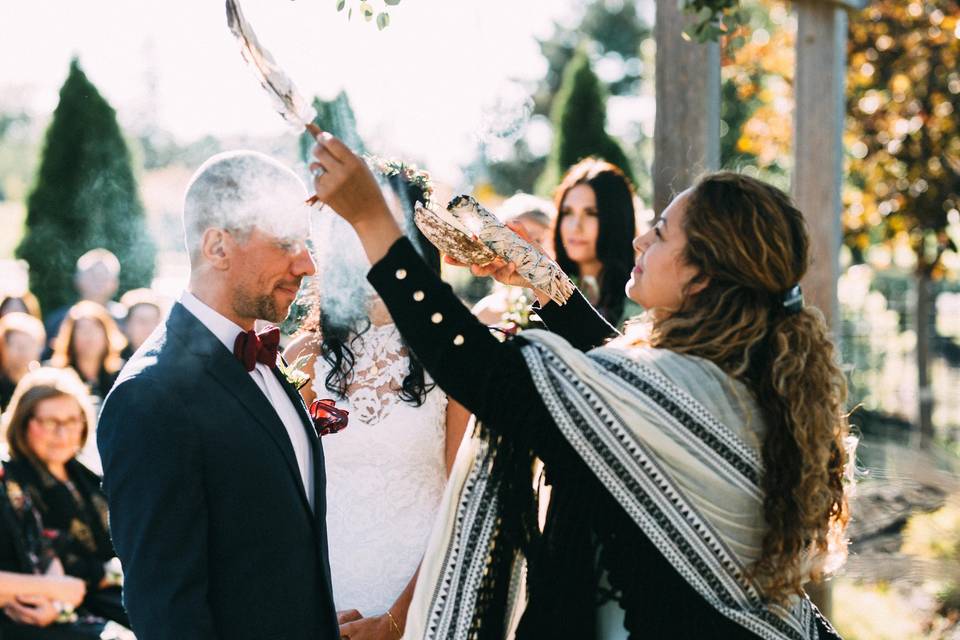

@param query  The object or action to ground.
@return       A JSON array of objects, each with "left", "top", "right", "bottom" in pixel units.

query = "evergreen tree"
[
  {"left": 16, "top": 59, "right": 155, "bottom": 314},
  {"left": 299, "top": 91, "right": 365, "bottom": 164},
  {"left": 536, "top": 49, "right": 635, "bottom": 195}
]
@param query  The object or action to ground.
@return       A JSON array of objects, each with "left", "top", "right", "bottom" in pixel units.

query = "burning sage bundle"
[{"left": 415, "top": 195, "right": 575, "bottom": 305}]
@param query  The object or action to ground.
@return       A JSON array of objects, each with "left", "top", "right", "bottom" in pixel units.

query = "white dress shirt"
[{"left": 180, "top": 291, "right": 315, "bottom": 511}]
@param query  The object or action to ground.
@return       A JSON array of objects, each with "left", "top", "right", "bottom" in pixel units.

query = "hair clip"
[{"left": 782, "top": 285, "right": 804, "bottom": 315}]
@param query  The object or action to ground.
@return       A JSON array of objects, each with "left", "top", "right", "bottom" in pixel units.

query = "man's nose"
[{"left": 293, "top": 247, "right": 317, "bottom": 277}]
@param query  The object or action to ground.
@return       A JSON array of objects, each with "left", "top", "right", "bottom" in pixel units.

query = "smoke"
[
  {"left": 182, "top": 150, "right": 311, "bottom": 254},
  {"left": 308, "top": 204, "right": 373, "bottom": 330},
  {"left": 476, "top": 83, "right": 535, "bottom": 162}
]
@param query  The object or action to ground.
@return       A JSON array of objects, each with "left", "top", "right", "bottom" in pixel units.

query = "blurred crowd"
[{"left": 0, "top": 248, "right": 164, "bottom": 638}]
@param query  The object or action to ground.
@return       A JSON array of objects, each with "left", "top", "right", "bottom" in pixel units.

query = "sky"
[{"left": 0, "top": 0, "right": 583, "bottom": 182}]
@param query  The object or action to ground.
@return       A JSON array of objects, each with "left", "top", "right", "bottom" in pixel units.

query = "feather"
[{"left": 225, "top": 0, "right": 316, "bottom": 128}]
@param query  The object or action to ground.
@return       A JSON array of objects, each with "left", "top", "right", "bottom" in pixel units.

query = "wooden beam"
[
  {"left": 653, "top": 1, "right": 720, "bottom": 215},
  {"left": 793, "top": 2, "right": 846, "bottom": 335}
]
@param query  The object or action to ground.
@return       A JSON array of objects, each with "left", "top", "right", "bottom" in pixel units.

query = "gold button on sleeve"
[
  {"left": 431, "top": 312, "right": 443, "bottom": 324},
  {"left": 453, "top": 334, "right": 465, "bottom": 346},
  {"left": 413, "top": 291, "right": 425, "bottom": 302}
]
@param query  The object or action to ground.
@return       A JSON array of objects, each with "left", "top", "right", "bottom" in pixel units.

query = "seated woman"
[
  {"left": 0, "top": 314, "right": 46, "bottom": 411},
  {"left": 1, "top": 368, "right": 128, "bottom": 633},
  {"left": 309, "top": 132, "right": 852, "bottom": 639},
  {"left": 48, "top": 302, "right": 126, "bottom": 410}
]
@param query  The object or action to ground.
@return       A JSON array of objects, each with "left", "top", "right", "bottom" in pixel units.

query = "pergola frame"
[{"left": 653, "top": 0, "right": 868, "bottom": 331}]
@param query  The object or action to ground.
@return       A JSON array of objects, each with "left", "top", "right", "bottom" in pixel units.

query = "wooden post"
[
  {"left": 653, "top": 2, "right": 721, "bottom": 215},
  {"left": 792, "top": 1, "right": 847, "bottom": 333},
  {"left": 793, "top": 0, "right": 852, "bottom": 618}
]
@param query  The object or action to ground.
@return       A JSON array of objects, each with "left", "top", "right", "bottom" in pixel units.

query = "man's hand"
[{"left": 4, "top": 595, "right": 59, "bottom": 627}]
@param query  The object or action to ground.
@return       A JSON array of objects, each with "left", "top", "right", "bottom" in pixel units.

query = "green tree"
[
  {"left": 298, "top": 91, "right": 365, "bottom": 165},
  {"left": 15, "top": 59, "right": 155, "bottom": 314},
  {"left": 846, "top": 0, "right": 960, "bottom": 445},
  {"left": 480, "top": 0, "right": 651, "bottom": 198},
  {"left": 535, "top": 49, "right": 635, "bottom": 195}
]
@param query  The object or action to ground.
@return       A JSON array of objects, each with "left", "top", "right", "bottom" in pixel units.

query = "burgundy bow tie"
[{"left": 233, "top": 326, "right": 280, "bottom": 372}]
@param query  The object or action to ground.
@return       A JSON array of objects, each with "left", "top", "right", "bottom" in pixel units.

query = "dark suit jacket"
[{"left": 97, "top": 303, "right": 338, "bottom": 640}]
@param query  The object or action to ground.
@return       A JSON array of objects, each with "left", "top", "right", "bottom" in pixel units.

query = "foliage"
[
  {"left": 298, "top": 91, "right": 366, "bottom": 165},
  {"left": 333, "top": 0, "right": 399, "bottom": 30},
  {"left": 532, "top": 2, "right": 651, "bottom": 116},
  {"left": 480, "top": 0, "right": 651, "bottom": 198},
  {"left": 683, "top": 0, "right": 746, "bottom": 43},
  {"left": 718, "top": 0, "right": 794, "bottom": 186},
  {"left": 845, "top": 0, "right": 960, "bottom": 279},
  {"left": 535, "top": 49, "right": 635, "bottom": 195},
  {"left": 15, "top": 59, "right": 156, "bottom": 314}
]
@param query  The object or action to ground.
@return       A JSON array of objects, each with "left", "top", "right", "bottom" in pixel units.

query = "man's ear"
[{"left": 200, "top": 228, "right": 231, "bottom": 271}]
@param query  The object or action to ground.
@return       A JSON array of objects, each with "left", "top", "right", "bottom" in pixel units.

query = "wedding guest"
[
  {"left": 285, "top": 161, "right": 469, "bottom": 640},
  {"left": 496, "top": 193, "right": 554, "bottom": 253},
  {"left": 118, "top": 289, "right": 163, "bottom": 360},
  {"left": 552, "top": 158, "right": 641, "bottom": 327},
  {"left": 0, "top": 314, "right": 45, "bottom": 411},
  {"left": 0, "top": 293, "right": 42, "bottom": 321},
  {"left": 1, "top": 368, "right": 126, "bottom": 630},
  {"left": 43, "top": 250, "right": 123, "bottom": 354},
  {"left": 310, "top": 132, "right": 849, "bottom": 639},
  {"left": 48, "top": 302, "right": 125, "bottom": 406}
]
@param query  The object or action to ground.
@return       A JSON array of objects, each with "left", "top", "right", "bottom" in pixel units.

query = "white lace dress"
[{"left": 315, "top": 321, "right": 449, "bottom": 616}]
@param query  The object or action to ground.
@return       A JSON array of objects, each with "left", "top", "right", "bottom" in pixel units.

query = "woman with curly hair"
[{"left": 309, "top": 130, "right": 852, "bottom": 640}]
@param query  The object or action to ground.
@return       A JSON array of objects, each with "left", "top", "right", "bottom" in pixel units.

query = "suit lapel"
[
  {"left": 270, "top": 364, "right": 327, "bottom": 532},
  {"left": 167, "top": 305, "right": 315, "bottom": 520}
]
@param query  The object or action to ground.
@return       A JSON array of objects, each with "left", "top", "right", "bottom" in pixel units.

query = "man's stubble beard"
[{"left": 233, "top": 286, "right": 287, "bottom": 324}]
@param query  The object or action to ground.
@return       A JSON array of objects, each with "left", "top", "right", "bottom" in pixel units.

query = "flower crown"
[{"left": 368, "top": 155, "right": 434, "bottom": 207}]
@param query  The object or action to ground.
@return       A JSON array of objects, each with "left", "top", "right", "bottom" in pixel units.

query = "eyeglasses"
[{"left": 29, "top": 416, "right": 84, "bottom": 435}]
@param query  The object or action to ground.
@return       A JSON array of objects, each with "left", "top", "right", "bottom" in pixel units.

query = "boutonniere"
[
  {"left": 277, "top": 355, "right": 311, "bottom": 391},
  {"left": 309, "top": 399, "right": 350, "bottom": 437}
]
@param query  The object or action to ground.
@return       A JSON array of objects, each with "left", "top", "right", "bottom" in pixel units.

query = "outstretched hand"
[
  {"left": 442, "top": 221, "right": 554, "bottom": 306},
  {"left": 306, "top": 125, "right": 402, "bottom": 264}
]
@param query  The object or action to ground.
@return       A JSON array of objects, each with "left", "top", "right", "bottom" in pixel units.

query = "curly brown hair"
[{"left": 621, "top": 171, "right": 853, "bottom": 602}]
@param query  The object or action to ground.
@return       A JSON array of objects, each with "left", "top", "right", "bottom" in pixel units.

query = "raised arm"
[{"left": 98, "top": 377, "right": 219, "bottom": 639}]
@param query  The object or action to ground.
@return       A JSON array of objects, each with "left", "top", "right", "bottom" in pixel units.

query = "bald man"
[{"left": 98, "top": 151, "right": 338, "bottom": 639}]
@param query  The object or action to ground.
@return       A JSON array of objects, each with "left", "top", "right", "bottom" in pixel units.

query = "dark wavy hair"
[
  {"left": 301, "top": 173, "right": 440, "bottom": 406},
  {"left": 552, "top": 157, "right": 636, "bottom": 325}
]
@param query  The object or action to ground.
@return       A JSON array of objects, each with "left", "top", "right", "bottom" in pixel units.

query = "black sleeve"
[
  {"left": 97, "top": 376, "right": 220, "bottom": 640},
  {"left": 531, "top": 290, "right": 618, "bottom": 352},
  {"left": 368, "top": 238, "right": 576, "bottom": 467}
]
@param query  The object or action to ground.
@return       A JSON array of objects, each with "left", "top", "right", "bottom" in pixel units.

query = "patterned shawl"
[{"left": 404, "top": 330, "right": 827, "bottom": 640}]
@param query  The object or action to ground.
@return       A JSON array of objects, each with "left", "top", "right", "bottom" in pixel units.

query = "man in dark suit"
[{"left": 98, "top": 151, "right": 339, "bottom": 639}]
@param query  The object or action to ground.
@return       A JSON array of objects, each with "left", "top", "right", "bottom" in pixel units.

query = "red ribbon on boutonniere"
[{"left": 309, "top": 399, "right": 349, "bottom": 437}]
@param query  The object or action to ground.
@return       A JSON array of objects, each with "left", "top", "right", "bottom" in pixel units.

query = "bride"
[{"left": 285, "top": 162, "right": 469, "bottom": 640}]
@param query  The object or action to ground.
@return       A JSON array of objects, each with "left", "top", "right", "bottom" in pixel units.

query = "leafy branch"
[
  {"left": 682, "top": 0, "right": 745, "bottom": 42},
  {"left": 335, "top": 0, "right": 400, "bottom": 30}
]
